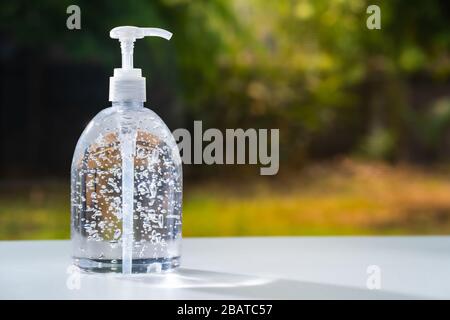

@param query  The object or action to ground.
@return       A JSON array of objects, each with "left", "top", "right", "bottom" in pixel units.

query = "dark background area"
[{"left": 2, "top": 0, "right": 450, "bottom": 178}]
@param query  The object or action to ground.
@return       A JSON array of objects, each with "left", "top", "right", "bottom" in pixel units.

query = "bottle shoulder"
[
  {"left": 79, "top": 106, "right": 173, "bottom": 141},
  {"left": 90, "top": 106, "right": 167, "bottom": 129},
  {"left": 71, "top": 106, "right": 180, "bottom": 168}
]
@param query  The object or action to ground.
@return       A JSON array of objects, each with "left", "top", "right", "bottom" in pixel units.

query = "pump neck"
[{"left": 112, "top": 101, "right": 144, "bottom": 109}]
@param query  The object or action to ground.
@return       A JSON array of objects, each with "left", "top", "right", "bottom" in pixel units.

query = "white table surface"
[{"left": 0, "top": 237, "right": 449, "bottom": 299}]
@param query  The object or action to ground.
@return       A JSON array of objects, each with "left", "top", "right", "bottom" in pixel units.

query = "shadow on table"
[{"left": 122, "top": 268, "right": 419, "bottom": 299}]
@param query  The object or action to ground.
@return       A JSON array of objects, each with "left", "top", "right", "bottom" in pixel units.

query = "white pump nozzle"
[{"left": 109, "top": 26, "right": 172, "bottom": 102}]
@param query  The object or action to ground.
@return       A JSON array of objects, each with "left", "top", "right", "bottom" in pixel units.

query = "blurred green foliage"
[{"left": 2, "top": 0, "right": 450, "bottom": 163}]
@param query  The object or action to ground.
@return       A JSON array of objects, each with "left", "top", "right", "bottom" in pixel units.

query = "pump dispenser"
[
  {"left": 109, "top": 27, "right": 172, "bottom": 102},
  {"left": 71, "top": 26, "right": 182, "bottom": 274}
]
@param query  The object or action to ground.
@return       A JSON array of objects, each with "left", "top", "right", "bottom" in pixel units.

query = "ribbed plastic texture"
[{"left": 109, "top": 68, "right": 146, "bottom": 102}]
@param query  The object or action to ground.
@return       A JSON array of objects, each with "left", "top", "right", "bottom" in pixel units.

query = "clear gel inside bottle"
[{"left": 71, "top": 101, "right": 182, "bottom": 273}]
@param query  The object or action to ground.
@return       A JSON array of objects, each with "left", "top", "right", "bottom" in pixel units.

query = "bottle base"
[{"left": 73, "top": 256, "right": 180, "bottom": 274}]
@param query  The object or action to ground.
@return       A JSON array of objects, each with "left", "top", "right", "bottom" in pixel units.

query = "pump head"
[{"left": 109, "top": 26, "right": 172, "bottom": 102}]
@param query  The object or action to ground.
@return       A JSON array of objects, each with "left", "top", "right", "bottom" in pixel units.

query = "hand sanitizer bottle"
[{"left": 71, "top": 26, "right": 182, "bottom": 274}]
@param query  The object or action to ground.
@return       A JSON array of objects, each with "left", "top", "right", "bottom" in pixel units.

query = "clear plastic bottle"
[{"left": 71, "top": 27, "right": 182, "bottom": 273}]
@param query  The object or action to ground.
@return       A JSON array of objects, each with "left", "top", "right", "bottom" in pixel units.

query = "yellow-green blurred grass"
[
  {"left": 2, "top": 159, "right": 450, "bottom": 239},
  {"left": 185, "top": 159, "right": 450, "bottom": 236},
  {"left": 0, "top": 184, "right": 70, "bottom": 239}
]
